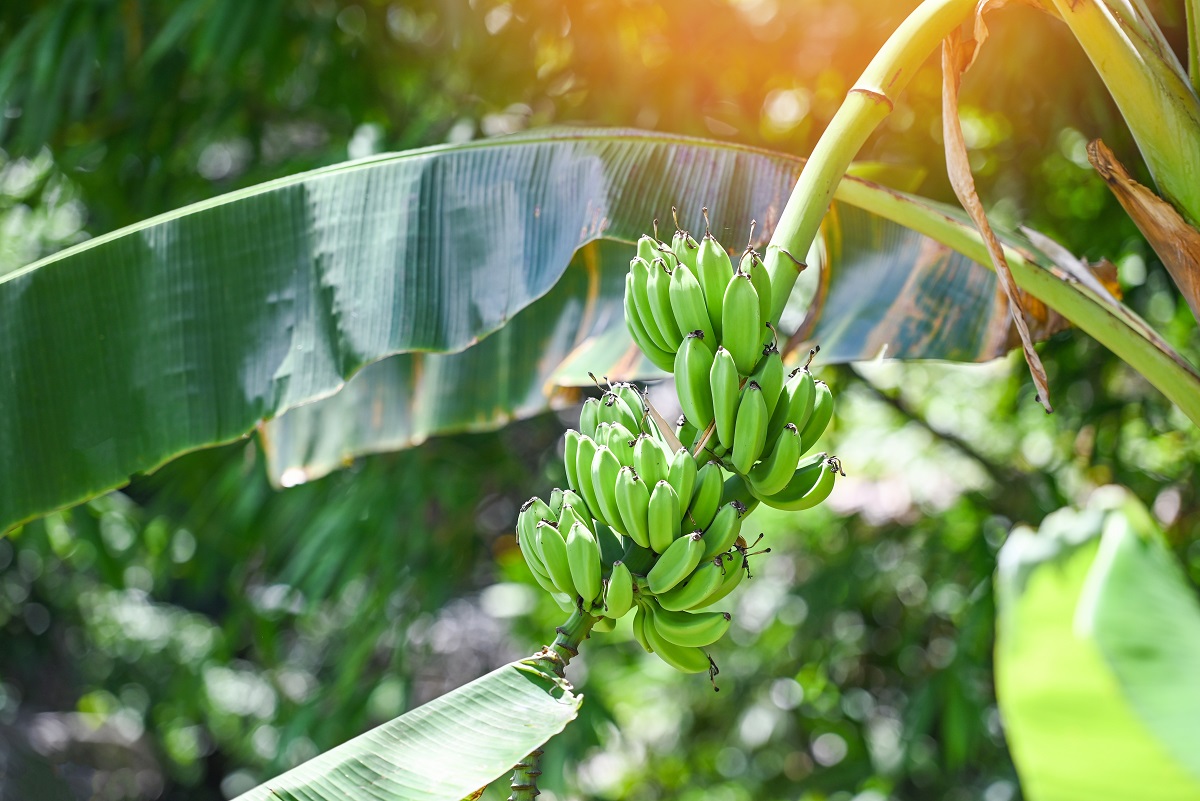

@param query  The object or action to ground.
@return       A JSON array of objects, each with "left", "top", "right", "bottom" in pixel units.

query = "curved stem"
[
  {"left": 764, "top": 0, "right": 977, "bottom": 320},
  {"left": 509, "top": 608, "right": 598, "bottom": 801}
]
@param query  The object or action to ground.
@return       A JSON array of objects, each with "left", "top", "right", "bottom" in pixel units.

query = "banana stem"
[
  {"left": 1189, "top": 0, "right": 1200, "bottom": 97},
  {"left": 509, "top": 608, "right": 597, "bottom": 801},
  {"left": 764, "top": 0, "right": 976, "bottom": 321}
]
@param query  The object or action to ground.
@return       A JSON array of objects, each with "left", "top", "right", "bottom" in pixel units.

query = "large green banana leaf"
[
  {"left": 995, "top": 488, "right": 1200, "bottom": 801},
  {"left": 233, "top": 657, "right": 580, "bottom": 801},
  {"left": 3, "top": 128, "right": 1197, "bottom": 531}
]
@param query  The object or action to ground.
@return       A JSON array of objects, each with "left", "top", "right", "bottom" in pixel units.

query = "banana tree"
[{"left": 3, "top": 0, "right": 1199, "bottom": 799}]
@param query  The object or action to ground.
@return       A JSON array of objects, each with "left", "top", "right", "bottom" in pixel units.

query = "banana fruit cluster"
[{"left": 624, "top": 218, "right": 843, "bottom": 511}]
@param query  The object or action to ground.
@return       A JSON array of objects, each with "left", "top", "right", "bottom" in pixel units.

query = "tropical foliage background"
[{"left": 1, "top": 1, "right": 1198, "bottom": 800}]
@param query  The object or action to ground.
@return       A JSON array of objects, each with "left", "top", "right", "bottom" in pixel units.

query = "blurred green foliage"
[{"left": 1, "top": 1, "right": 1197, "bottom": 800}]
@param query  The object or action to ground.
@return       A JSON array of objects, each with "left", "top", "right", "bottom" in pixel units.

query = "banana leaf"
[
  {"left": 3, "top": 128, "right": 1197, "bottom": 531},
  {"left": 995, "top": 488, "right": 1200, "bottom": 801},
  {"left": 233, "top": 657, "right": 580, "bottom": 801}
]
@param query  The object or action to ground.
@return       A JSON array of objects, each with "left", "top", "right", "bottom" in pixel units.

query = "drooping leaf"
[
  {"left": 233, "top": 658, "right": 580, "bottom": 801},
  {"left": 4, "top": 129, "right": 1197, "bottom": 531},
  {"left": 995, "top": 488, "right": 1200, "bottom": 801}
]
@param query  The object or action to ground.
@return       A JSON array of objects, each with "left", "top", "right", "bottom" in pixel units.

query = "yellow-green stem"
[
  {"left": 765, "top": 0, "right": 977, "bottom": 320},
  {"left": 833, "top": 178, "right": 1200, "bottom": 427}
]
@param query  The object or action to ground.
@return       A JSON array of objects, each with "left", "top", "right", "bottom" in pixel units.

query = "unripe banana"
[
  {"left": 563, "top": 429, "right": 582, "bottom": 493},
  {"left": 657, "top": 553, "right": 733, "bottom": 611},
  {"left": 709, "top": 346, "right": 741, "bottom": 450},
  {"left": 696, "top": 234, "right": 733, "bottom": 338},
  {"left": 615, "top": 466, "right": 652, "bottom": 550},
  {"left": 731, "top": 381, "right": 769, "bottom": 474},
  {"left": 592, "top": 615, "right": 616, "bottom": 633},
  {"left": 612, "top": 383, "right": 647, "bottom": 433},
  {"left": 684, "top": 461, "right": 723, "bottom": 535},
  {"left": 566, "top": 520, "right": 602, "bottom": 604},
  {"left": 652, "top": 607, "right": 732, "bottom": 648},
  {"left": 666, "top": 448, "right": 698, "bottom": 515},
  {"left": 750, "top": 452, "right": 830, "bottom": 510},
  {"left": 557, "top": 502, "right": 589, "bottom": 535},
  {"left": 624, "top": 275, "right": 676, "bottom": 372},
  {"left": 672, "top": 229, "right": 700, "bottom": 270},
  {"left": 632, "top": 603, "right": 654, "bottom": 653},
  {"left": 598, "top": 392, "right": 641, "bottom": 434},
  {"left": 602, "top": 561, "right": 634, "bottom": 619},
  {"left": 643, "top": 606, "right": 714, "bottom": 673},
  {"left": 648, "top": 259, "right": 684, "bottom": 349},
  {"left": 674, "top": 332, "right": 716, "bottom": 433},
  {"left": 633, "top": 435, "right": 670, "bottom": 488},
  {"left": 799, "top": 380, "right": 834, "bottom": 455},
  {"left": 597, "top": 423, "right": 636, "bottom": 467},
  {"left": 668, "top": 263, "right": 717, "bottom": 344},
  {"left": 721, "top": 271, "right": 763, "bottom": 375},
  {"left": 767, "top": 367, "right": 815, "bottom": 444},
  {"left": 636, "top": 234, "right": 659, "bottom": 264},
  {"left": 630, "top": 256, "right": 672, "bottom": 352},
  {"left": 579, "top": 398, "right": 602, "bottom": 440},
  {"left": 549, "top": 488, "right": 565, "bottom": 518},
  {"left": 690, "top": 549, "right": 746, "bottom": 610},
  {"left": 518, "top": 496, "right": 554, "bottom": 551},
  {"left": 647, "top": 480, "right": 682, "bottom": 554},
  {"left": 701, "top": 500, "right": 746, "bottom": 560},
  {"left": 591, "top": 445, "right": 625, "bottom": 533},
  {"left": 758, "top": 456, "right": 840, "bottom": 511},
  {"left": 535, "top": 520, "right": 576, "bottom": 599},
  {"left": 656, "top": 242, "right": 679, "bottom": 271},
  {"left": 676, "top": 414, "right": 698, "bottom": 451},
  {"left": 573, "top": 435, "right": 603, "bottom": 523},
  {"left": 747, "top": 423, "right": 802, "bottom": 496},
  {"left": 750, "top": 345, "right": 784, "bottom": 419},
  {"left": 741, "top": 249, "right": 774, "bottom": 325},
  {"left": 561, "top": 489, "right": 587, "bottom": 514},
  {"left": 647, "top": 531, "right": 706, "bottom": 594}
]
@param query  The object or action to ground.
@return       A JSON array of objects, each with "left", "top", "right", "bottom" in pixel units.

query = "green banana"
[
  {"left": 672, "top": 229, "right": 699, "bottom": 270},
  {"left": 624, "top": 275, "right": 676, "bottom": 372},
  {"left": 695, "top": 234, "right": 733, "bottom": 338},
  {"left": 721, "top": 271, "right": 763, "bottom": 375},
  {"left": 647, "top": 531, "right": 706, "bottom": 594},
  {"left": 751, "top": 452, "right": 832, "bottom": 510},
  {"left": 633, "top": 435, "right": 670, "bottom": 488},
  {"left": 518, "top": 496, "right": 553, "bottom": 550},
  {"left": 535, "top": 521, "right": 576, "bottom": 599},
  {"left": 636, "top": 234, "right": 659, "bottom": 264},
  {"left": 557, "top": 503, "right": 590, "bottom": 537},
  {"left": 603, "top": 561, "right": 634, "bottom": 619},
  {"left": 564, "top": 429, "right": 581, "bottom": 493},
  {"left": 592, "top": 615, "right": 616, "bottom": 633},
  {"left": 612, "top": 383, "right": 647, "bottom": 433},
  {"left": 648, "top": 259, "right": 684, "bottom": 349},
  {"left": 643, "top": 605, "right": 714, "bottom": 673},
  {"left": 591, "top": 445, "right": 625, "bottom": 533},
  {"left": 709, "top": 346, "right": 741, "bottom": 450},
  {"left": 614, "top": 466, "right": 652, "bottom": 550},
  {"left": 632, "top": 603, "right": 654, "bottom": 653},
  {"left": 630, "top": 256, "right": 672, "bottom": 352},
  {"left": 668, "top": 262, "right": 717, "bottom": 344},
  {"left": 767, "top": 367, "right": 815, "bottom": 444},
  {"left": 579, "top": 397, "right": 601, "bottom": 439},
  {"left": 666, "top": 448, "right": 697, "bottom": 515},
  {"left": 655, "top": 242, "right": 679, "bottom": 271},
  {"left": 561, "top": 489, "right": 587, "bottom": 515},
  {"left": 598, "top": 391, "right": 641, "bottom": 434},
  {"left": 549, "top": 488, "right": 564, "bottom": 518},
  {"left": 701, "top": 500, "right": 746, "bottom": 560},
  {"left": 731, "top": 381, "right": 769, "bottom": 474},
  {"left": 760, "top": 456, "right": 840, "bottom": 511},
  {"left": 747, "top": 422, "right": 802, "bottom": 496},
  {"left": 651, "top": 607, "right": 732, "bottom": 648},
  {"left": 684, "top": 460, "right": 723, "bottom": 534},
  {"left": 657, "top": 552, "right": 733, "bottom": 611},
  {"left": 566, "top": 520, "right": 602, "bottom": 604},
  {"left": 598, "top": 423, "right": 636, "bottom": 467},
  {"left": 799, "top": 380, "right": 834, "bottom": 455},
  {"left": 749, "top": 345, "right": 784, "bottom": 419},
  {"left": 741, "top": 249, "right": 774, "bottom": 325},
  {"left": 573, "top": 435, "right": 602, "bottom": 524},
  {"left": 690, "top": 549, "right": 746, "bottom": 610},
  {"left": 674, "top": 332, "right": 716, "bottom": 433},
  {"left": 647, "top": 480, "right": 682, "bottom": 554}
]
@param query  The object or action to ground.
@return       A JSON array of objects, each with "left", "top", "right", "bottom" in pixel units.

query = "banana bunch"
[{"left": 622, "top": 213, "right": 843, "bottom": 512}]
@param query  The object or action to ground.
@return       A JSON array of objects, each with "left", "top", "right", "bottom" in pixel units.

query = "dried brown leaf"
[{"left": 1088, "top": 138, "right": 1200, "bottom": 323}]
